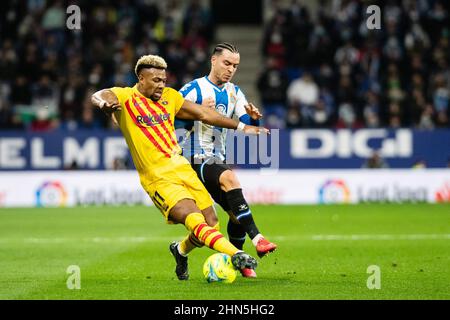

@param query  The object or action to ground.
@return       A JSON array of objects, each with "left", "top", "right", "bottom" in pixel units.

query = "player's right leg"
[
  {"left": 196, "top": 159, "right": 277, "bottom": 258},
  {"left": 219, "top": 170, "right": 277, "bottom": 258},
  {"left": 174, "top": 160, "right": 258, "bottom": 277}
]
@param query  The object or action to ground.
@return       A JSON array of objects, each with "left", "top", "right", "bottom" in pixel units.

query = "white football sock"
[{"left": 251, "top": 234, "right": 264, "bottom": 246}]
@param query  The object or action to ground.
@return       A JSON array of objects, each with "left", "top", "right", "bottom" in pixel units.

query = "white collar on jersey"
[{"left": 204, "top": 76, "right": 227, "bottom": 92}]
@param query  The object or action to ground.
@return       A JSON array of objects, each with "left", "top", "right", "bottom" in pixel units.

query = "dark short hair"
[{"left": 212, "top": 42, "right": 239, "bottom": 56}]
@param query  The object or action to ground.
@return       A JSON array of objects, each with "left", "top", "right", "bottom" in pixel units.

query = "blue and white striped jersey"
[{"left": 176, "top": 76, "right": 257, "bottom": 160}]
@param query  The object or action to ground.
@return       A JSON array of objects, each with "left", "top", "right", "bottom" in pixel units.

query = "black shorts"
[{"left": 190, "top": 156, "right": 232, "bottom": 212}]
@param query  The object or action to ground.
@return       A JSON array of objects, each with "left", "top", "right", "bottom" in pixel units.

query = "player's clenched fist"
[
  {"left": 100, "top": 101, "right": 122, "bottom": 114},
  {"left": 244, "top": 103, "right": 263, "bottom": 120}
]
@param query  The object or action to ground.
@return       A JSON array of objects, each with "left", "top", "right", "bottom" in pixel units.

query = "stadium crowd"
[
  {"left": 0, "top": 0, "right": 449, "bottom": 132},
  {"left": 258, "top": 0, "right": 450, "bottom": 129},
  {"left": 0, "top": 0, "right": 213, "bottom": 131}
]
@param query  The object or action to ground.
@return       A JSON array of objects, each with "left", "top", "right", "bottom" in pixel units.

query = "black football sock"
[
  {"left": 225, "top": 188, "right": 260, "bottom": 240},
  {"left": 227, "top": 219, "right": 246, "bottom": 250}
]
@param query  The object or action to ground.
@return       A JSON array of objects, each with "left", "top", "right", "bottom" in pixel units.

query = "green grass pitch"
[{"left": 0, "top": 204, "right": 448, "bottom": 300}]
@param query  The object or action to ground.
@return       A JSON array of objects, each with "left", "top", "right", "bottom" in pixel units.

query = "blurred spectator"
[
  {"left": 336, "top": 102, "right": 363, "bottom": 129},
  {"left": 1, "top": 0, "right": 449, "bottom": 132},
  {"left": 30, "top": 108, "right": 57, "bottom": 131},
  {"left": 432, "top": 74, "right": 449, "bottom": 115},
  {"left": 262, "top": 9, "right": 288, "bottom": 64},
  {"left": 417, "top": 103, "right": 435, "bottom": 130},
  {"left": 285, "top": 107, "right": 301, "bottom": 128},
  {"left": 388, "top": 114, "right": 402, "bottom": 128},
  {"left": 412, "top": 159, "right": 427, "bottom": 169},
  {"left": 0, "top": 0, "right": 215, "bottom": 131},
  {"left": 10, "top": 75, "right": 32, "bottom": 106},
  {"left": 363, "top": 91, "right": 380, "bottom": 128},
  {"left": 257, "top": 0, "right": 449, "bottom": 130},
  {"left": 182, "top": 0, "right": 213, "bottom": 41},
  {"left": 334, "top": 40, "right": 359, "bottom": 67},
  {"left": 435, "top": 110, "right": 449, "bottom": 127},
  {"left": 309, "top": 99, "right": 333, "bottom": 128},
  {"left": 362, "top": 151, "right": 389, "bottom": 169},
  {"left": 287, "top": 72, "right": 319, "bottom": 126},
  {"left": 257, "top": 57, "right": 289, "bottom": 128}
]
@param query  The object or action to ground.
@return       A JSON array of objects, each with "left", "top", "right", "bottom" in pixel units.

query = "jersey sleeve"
[
  {"left": 179, "top": 81, "right": 199, "bottom": 103},
  {"left": 171, "top": 88, "right": 185, "bottom": 114},
  {"left": 109, "top": 87, "right": 130, "bottom": 123},
  {"left": 233, "top": 87, "right": 249, "bottom": 118},
  {"left": 176, "top": 82, "right": 198, "bottom": 131},
  {"left": 233, "top": 87, "right": 259, "bottom": 126},
  {"left": 110, "top": 87, "right": 129, "bottom": 106}
]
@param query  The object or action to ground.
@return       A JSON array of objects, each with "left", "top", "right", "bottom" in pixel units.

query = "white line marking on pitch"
[
  {"left": 276, "top": 234, "right": 450, "bottom": 241},
  {"left": 0, "top": 234, "right": 449, "bottom": 244}
]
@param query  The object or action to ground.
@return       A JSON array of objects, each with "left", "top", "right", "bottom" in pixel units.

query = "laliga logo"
[
  {"left": 36, "top": 181, "right": 68, "bottom": 207},
  {"left": 435, "top": 182, "right": 450, "bottom": 203},
  {"left": 319, "top": 179, "right": 351, "bottom": 204}
]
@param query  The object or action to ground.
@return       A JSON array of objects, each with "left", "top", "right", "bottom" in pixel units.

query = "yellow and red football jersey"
[
  {"left": 110, "top": 85, "right": 186, "bottom": 181},
  {"left": 110, "top": 84, "right": 214, "bottom": 218}
]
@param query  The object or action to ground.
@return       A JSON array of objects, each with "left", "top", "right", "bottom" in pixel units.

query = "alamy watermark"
[
  {"left": 66, "top": 265, "right": 81, "bottom": 290},
  {"left": 66, "top": 5, "right": 81, "bottom": 30},
  {"left": 174, "top": 128, "right": 280, "bottom": 173},
  {"left": 366, "top": 5, "right": 381, "bottom": 30},
  {"left": 366, "top": 265, "right": 381, "bottom": 289}
]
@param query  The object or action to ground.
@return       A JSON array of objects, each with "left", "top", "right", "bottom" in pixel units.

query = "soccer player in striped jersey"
[
  {"left": 174, "top": 43, "right": 278, "bottom": 278},
  {"left": 91, "top": 54, "right": 269, "bottom": 280}
]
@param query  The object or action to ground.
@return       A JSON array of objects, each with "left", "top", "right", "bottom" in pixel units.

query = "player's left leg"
[{"left": 219, "top": 170, "right": 277, "bottom": 258}]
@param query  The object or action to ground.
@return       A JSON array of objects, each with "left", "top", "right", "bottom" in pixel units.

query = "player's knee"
[
  {"left": 184, "top": 212, "right": 206, "bottom": 232},
  {"left": 219, "top": 170, "right": 240, "bottom": 191},
  {"left": 170, "top": 199, "right": 201, "bottom": 224},
  {"left": 202, "top": 206, "right": 219, "bottom": 227},
  {"left": 228, "top": 211, "right": 240, "bottom": 224}
]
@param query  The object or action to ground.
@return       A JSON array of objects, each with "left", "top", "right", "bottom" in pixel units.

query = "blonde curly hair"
[{"left": 135, "top": 55, "right": 167, "bottom": 77}]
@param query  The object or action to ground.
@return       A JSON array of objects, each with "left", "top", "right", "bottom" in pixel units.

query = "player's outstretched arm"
[
  {"left": 91, "top": 89, "right": 121, "bottom": 114},
  {"left": 176, "top": 100, "right": 269, "bottom": 135},
  {"left": 91, "top": 89, "right": 121, "bottom": 125}
]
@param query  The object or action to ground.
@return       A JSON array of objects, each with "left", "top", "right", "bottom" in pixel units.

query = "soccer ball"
[{"left": 203, "top": 253, "right": 237, "bottom": 283}]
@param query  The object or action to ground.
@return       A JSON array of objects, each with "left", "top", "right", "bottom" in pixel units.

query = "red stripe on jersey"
[
  {"left": 124, "top": 100, "right": 170, "bottom": 158},
  {"left": 208, "top": 234, "right": 224, "bottom": 249},
  {"left": 138, "top": 96, "right": 177, "bottom": 148},
  {"left": 131, "top": 97, "right": 173, "bottom": 151},
  {"left": 153, "top": 100, "right": 177, "bottom": 146}
]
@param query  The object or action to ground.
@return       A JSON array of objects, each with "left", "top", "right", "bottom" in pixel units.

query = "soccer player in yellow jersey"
[{"left": 91, "top": 55, "right": 268, "bottom": 280}]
